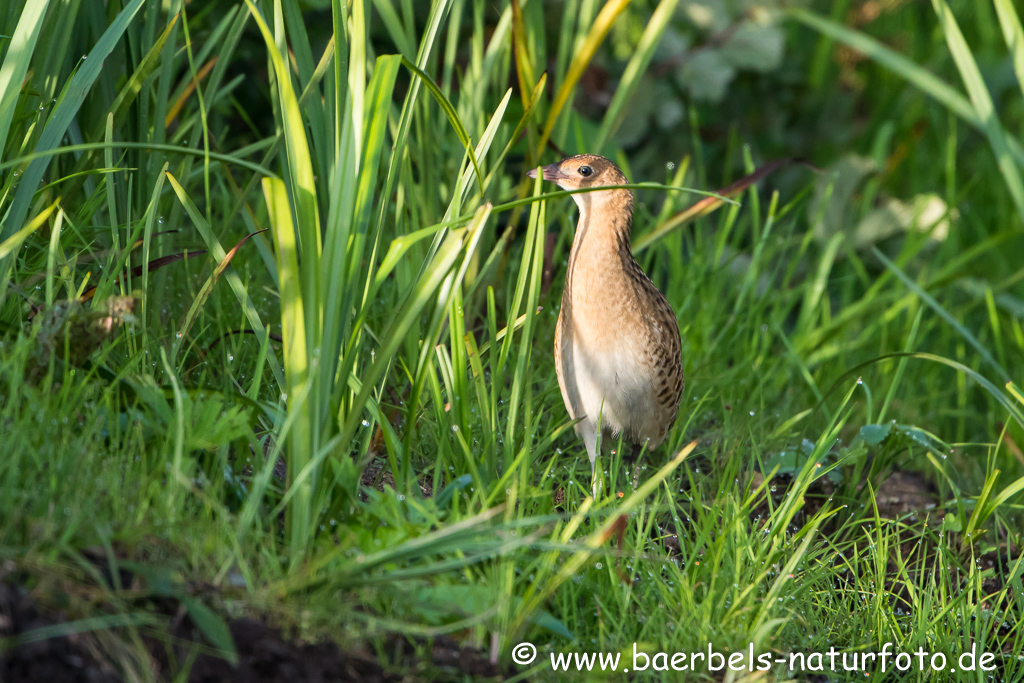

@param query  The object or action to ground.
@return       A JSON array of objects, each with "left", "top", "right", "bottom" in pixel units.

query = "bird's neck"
[{"left": 568, "top": 189, "right": 635, "bottom": 270}]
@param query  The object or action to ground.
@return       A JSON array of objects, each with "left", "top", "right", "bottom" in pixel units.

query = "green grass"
[{"left": 1, "top": 0, "right": 1023, "bottom": 680}]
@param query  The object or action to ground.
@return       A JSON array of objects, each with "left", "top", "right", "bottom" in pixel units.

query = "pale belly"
[{"left": 556, "top": 318, "right": 665, "bottom": 447}]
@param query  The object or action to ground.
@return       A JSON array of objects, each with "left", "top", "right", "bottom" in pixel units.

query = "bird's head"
[{"left": 527, "top": 154, "right": 628, "bottom": 191}]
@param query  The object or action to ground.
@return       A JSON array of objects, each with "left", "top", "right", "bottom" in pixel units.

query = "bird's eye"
[{"left": 578, "top": 165, "right": 593, "bottom": 177}]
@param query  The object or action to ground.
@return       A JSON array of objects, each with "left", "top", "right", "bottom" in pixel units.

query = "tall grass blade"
[
  {"left": 166, "top": 171, "right": 285, "bottom": 389},
  {"left": 0, "top": 0, "right": 50, "bottom": 159},
  {"left": 789, "top": 7, "right": 1024, "bottom": 172},
  {"left": 993, "top": 0, "right": 1024, "bottom": 102},
  {"left": 537, "top": 0, "right": 632, "bottom": 156},
  {"left": 872, "top": 246, "right": 1011, "bottom": 383},
  {"left": 512, "top": 441, "right": 696, "bottom": 639},
  {"left": 0, "top": 200, "right": 58, "bottom": 307},
  {"left": 594, "top": 0, "right": 679, "bottom": 153},
  {"left": 262, "top": 176, "right": 313, "bottom": 558},
  {"left": 0, "top": 0, "right": 146, "bottom": 241},
  {"left": 931, "top": 0, "right": 1024, "bottom": 221},
  {"left": 401, "top": 56, "right": 485, "bottom": 194}
]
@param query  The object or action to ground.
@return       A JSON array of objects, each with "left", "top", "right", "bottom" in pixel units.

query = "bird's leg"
[
  {"left": 581, "top": 421, "right": 601, "bottom": 498},
  {"left": 626, "top": 441, "right": 644, "bottom": 463},
  {"left": 629, "top": 441, "right": 646, "bottom": 490}
]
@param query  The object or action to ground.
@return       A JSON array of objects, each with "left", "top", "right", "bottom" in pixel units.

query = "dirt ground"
[{"left": 0, "top": 579, "right": 502, "bottom": 682}]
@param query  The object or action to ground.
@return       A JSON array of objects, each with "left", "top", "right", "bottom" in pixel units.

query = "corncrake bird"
[{"left": 528, "top": 154, "right": 684, "bottom": 495}]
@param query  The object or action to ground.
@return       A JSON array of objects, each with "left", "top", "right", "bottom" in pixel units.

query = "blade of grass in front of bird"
[
  {"left": 0, "top": 0, "right": 145, "bottom": 242},
  {"left": 932, "top": 0, "right": 1024, "bottom": 221},
  {"left": 0, "top": 141, "right": 276, "bottom": 179},
  {"left": 594, "top": 0, "right": 680, "bottom": 153}
]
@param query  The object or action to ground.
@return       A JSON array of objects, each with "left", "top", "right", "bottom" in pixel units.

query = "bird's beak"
[{"left": 526, "top": 163, "right": 569, "bottom": 182}]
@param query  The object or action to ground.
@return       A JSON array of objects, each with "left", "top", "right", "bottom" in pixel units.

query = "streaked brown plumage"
[{"left": 528, "top": 154, "right": 684, "bottom": 490}]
